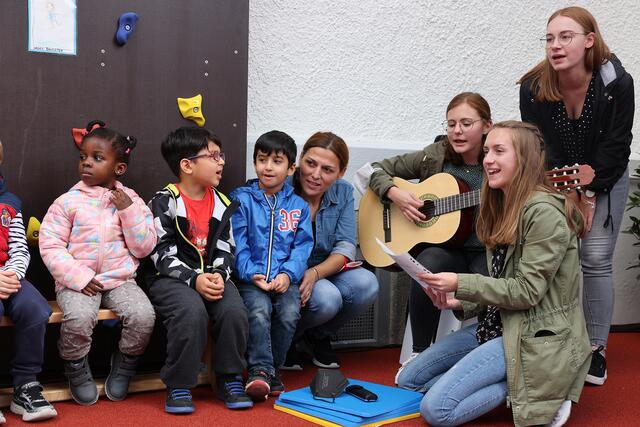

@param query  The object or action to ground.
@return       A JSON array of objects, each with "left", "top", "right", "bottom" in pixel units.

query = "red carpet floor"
[{"left": 3, "top": 331, "right": 639, "bottom": 426}]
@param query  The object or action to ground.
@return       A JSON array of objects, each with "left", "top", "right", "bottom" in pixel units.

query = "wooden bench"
[
  {"left": 0, "top": 301, "right": 119, "bottom": 327},
  {"left": 1, "top": 301, "right": 213, "bottom": 407}
]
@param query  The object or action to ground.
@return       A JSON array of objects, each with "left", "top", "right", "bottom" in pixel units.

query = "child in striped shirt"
[{"left": 0, "top": 140, "right": 57, "bottom": 422}]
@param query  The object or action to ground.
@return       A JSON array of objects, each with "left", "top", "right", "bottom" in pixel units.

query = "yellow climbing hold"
[
  {"left": 177, "top": 94, "right": 206, "bottom": 126},
  {"left": 26, "top": 216, "right": 41, "bottom": 247}
]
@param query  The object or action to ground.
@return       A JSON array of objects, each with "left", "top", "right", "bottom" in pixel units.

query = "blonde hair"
[
  {"left": 518, "top": 6, "right": 611, "bottom": 102},
  {"left": 476, "top": 121, "right": 584, "bottom": 248}
]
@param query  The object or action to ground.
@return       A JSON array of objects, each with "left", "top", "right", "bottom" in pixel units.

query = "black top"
[
  {"left": 476, "top": 244, "right": 508, "bottom": 345},
  {"left": 551, "top": 71, "right": 597, "bottom": 166},
  {"left": 520, "top": 55, "right": 635, "bottom": 193}
]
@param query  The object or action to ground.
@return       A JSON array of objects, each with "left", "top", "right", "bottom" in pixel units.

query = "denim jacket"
[{"left": 289, "top": 175, "right": 357, "bottom": 267}]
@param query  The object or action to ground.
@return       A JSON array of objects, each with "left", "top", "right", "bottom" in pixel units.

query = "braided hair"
[{"left": 82, "top": 120, "right": 138, "bottom": 164}]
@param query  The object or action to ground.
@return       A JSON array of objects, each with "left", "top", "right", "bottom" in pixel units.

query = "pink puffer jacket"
[{"left": 39, "top": 181, "right": 157, "bottom": 291}]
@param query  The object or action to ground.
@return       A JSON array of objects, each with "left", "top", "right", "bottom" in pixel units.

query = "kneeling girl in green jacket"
[{"left": 397, "top": 121, "right": 591, "bottom": 427}]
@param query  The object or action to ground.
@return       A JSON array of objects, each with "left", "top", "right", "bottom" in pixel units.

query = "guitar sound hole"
[{"left": 420, "top": 200, "right": 436, "bottom": 221}]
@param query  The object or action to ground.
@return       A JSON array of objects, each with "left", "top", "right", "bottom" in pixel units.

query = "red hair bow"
[{"left": 71, "top": 121, "right": 105, "bottom": 147}]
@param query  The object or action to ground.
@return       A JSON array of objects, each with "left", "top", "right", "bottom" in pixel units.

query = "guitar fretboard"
[{"left": 423, "top": 190, "right": 481, "bottom": 217}]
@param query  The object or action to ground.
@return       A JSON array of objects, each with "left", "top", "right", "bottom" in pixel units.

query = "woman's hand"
[
  {"left": 425, "top": 287, "right": 462, "bottom": 310},
  {"left": 418, "top": 272, "right": 459, "bottom": 293},
  {"left": 299, "top": 269, "right": 318, "bottom": 306},
  {"left": 579, "top": 193, "right": 596, "bottom": 234},
  {"left": 386, "top": 186, "right": 425, "bottom": 222}
]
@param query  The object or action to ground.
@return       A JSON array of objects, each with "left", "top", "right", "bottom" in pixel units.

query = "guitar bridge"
[{"left": 383, "top": 201, "right": 391, "bottom": 242}]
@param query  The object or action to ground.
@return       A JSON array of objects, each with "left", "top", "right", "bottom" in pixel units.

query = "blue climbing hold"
[{"left": 115, "top": 12, "right": 139, "bottom": 46}]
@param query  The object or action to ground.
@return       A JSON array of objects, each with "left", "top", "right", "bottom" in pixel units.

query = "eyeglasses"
[
  {"left": 186, "top": 151, "right": 225, "bottom": 162},
  {"left": 442, "top": 118, "right": 483, "bottom": 133},
  {"left": 541, "top": 31, "right": 589, "bottom": 48}
]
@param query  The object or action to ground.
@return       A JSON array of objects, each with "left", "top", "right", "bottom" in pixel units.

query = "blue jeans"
[
  {"left": 238, "top": 283, "right": 300, "bottom": 375},
  {"left": 397, "top": 324, "right": 507, "bottom": 426},
  {"left": 0, "top": 279, "right": 52, "bottom": 387},
  {"left": 581, "top": 170, "right": 630, "bottom": 347},
  {"left": 296, "top": 267, "right": 378, "bottom": 339}
]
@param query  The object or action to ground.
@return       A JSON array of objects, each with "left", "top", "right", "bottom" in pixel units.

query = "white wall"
[
  {"left": 248, "top": 0, "right": 639, "bottom": 166},
  {"left": 247, "top": 0, "right": 640, "bottom": 325}
]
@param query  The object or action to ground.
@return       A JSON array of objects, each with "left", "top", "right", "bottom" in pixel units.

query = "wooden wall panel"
[{"left": 0, "top": 0, "right": 248, "bottom": 297}]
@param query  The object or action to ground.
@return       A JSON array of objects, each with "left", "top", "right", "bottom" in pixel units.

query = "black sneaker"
[
  {"left": 245, "top": 371, "right": 270, "bottom": 402},
  {"left": 105, "top": 350, "right": 140, "bottom": 401},
  {"left": 10, "top": 381, "right": 57, "bottom": 422},
  {"left": 585, "top": 345, "right": 607, "bottom": 385},
  {"left": 64, "top": 356, "right": 98, "bottom": 405},
  {"left": 217, "top": 375, "right": 253, "bottom": 409},
  {"left": 165, "top": 388, "right": 195, "bottom": 414},
  {"left": 268, "top": 371, "right": 285, "bottom": 396},
  {"left": 281, "top": 343, "right": 304, "bottom": 371},
  {"left": 312, "top": 336, "right": 340, "bottom": 369}
]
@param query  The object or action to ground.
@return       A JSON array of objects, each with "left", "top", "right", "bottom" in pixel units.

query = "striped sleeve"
[{"left": 1, "top": 212, "right": 30, "bottom": 279}]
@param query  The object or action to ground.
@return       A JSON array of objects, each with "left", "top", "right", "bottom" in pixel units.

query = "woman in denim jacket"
[{"left": 282, "top": 132, "right": 379, "bottom": 370}]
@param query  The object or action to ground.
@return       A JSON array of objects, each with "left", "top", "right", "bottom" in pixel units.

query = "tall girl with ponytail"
[{"left": 519, "top": 6, "right": 634, "bottom": 385}]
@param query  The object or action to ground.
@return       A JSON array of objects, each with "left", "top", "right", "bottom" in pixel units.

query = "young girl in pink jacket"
[{"left": 39, "top": 121, "right": 157, "bottom": 406}]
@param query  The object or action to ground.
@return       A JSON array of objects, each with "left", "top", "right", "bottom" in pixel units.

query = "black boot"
[
  {"left": 64, "top": 356, "right": 98, "bottom": 405},
  {"left": 105, "top": 349, "right": 139, "bottom": 401}
]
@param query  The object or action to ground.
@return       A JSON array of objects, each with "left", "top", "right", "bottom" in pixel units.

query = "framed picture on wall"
[{"left": 28, "top": 0, "right": 77, "bottom": 55}]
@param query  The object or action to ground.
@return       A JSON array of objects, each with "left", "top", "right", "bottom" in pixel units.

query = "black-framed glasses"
[
  {"left": 541, "top": 31, "right": 589, "bottom": 48},
  {"left": 442, "top": 118, "right": 483, "bottom": 133},
  {"left": 186, "top": 151, "right": 225, "bottom": 162}
]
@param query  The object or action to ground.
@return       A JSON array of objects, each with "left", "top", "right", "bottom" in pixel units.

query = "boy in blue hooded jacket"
[{"left": 230, "top": 130, "right": 313, "bottom": 402}]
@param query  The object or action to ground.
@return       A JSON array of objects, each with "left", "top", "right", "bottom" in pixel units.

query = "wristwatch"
[{"left": 584, "top": 190, "right": 596, "bottom": 198}]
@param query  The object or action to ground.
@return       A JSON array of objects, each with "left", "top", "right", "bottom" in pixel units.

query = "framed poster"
[{"left": 28, "top": 0, "right": 77, "bottom": 55}]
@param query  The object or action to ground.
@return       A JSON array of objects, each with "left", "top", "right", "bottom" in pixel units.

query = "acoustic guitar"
[{"left": 358, "top": 164, "right": 594, "bottom": 267}]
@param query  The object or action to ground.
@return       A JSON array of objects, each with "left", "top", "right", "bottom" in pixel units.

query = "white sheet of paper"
[
  {"left": 375, "top": 238, "right": 432, "bottom": 290},
  {"left": 28, "top": 0, "right": 77, "bottom": 56}
]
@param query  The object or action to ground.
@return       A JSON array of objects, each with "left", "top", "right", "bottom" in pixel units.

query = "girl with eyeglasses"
[
  {"left": 368, "top": 92, "right": 492, "bottom": 382},
  {"left": 519, "top": 6, "right": 634, "bottom": 386}
]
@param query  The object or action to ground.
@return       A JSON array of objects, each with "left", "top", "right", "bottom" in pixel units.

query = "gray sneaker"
[
  {"left": 10, "top": 381, "right": 57, "bottom": 422},
  {"left": 64, "top": 356, "right": 98, "bottom": 405},
  {"left": 105, "top": 350, "right": 139, "bottom": 401},
  {"left": 0, "top": 408, "right": 6, "bottom": 424}
]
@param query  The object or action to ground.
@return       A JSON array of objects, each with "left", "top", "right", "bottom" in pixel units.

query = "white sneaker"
[
  {"left": 545, "top": 400, "right": 572, "bottom": 427},
  {"left": 394, "top": 351, "right": 420, "bottom": 384},
  {"left": 0, "top": 409, "right": 6, "bottom": 424}
]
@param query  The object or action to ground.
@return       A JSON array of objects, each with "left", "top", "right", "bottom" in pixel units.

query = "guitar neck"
[{"left": 433, "top": 189, "right": 481, "bottom": 215}]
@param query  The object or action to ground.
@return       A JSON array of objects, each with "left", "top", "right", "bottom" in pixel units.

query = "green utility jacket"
[
  {"left": 456, "top": 191, "right": 591, "bottom": 426},
  {"left": 369, "top": 140, "right": 446, "bottom": 198}
]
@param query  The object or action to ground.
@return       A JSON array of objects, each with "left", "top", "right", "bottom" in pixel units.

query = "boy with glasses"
[{"left": 147, "top": 127, "right": 252, "bottom": 413}]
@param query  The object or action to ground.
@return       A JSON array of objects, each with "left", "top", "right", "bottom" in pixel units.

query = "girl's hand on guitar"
[
  {"left": 386, "top": 186, "right": 425, "bottom": 222},
  {"left": 419, "top": 272, "right": 458, "bottom": 293}
]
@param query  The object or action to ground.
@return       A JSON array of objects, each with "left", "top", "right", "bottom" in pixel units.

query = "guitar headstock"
[{"left": 545, "top": 164, "right": 595, "bottom": 192}]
